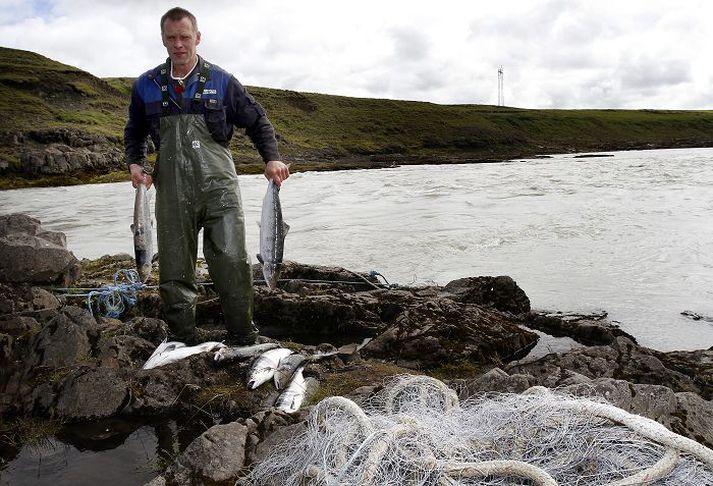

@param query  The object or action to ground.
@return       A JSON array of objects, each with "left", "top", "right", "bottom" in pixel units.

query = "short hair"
[{"left": 160, "top": 7, "right": 198, "bottom": 33}]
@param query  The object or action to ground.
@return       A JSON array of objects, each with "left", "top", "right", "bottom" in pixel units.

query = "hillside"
[{"left": 1, "top": 46, "right": 713, "bottom": 188}]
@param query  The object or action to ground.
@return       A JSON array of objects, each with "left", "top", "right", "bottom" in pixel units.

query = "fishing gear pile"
[{"left": 242, "top": 375, "right": 713, "bottom": 485}]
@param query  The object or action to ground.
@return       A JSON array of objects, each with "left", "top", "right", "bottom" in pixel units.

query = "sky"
[{"left": 1, "top": 0, "right": 712, "bottom": 109}]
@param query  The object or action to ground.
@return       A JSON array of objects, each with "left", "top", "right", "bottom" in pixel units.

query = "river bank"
[
  {"left": 3, "top": 47, "right": 713, "bottom": 190},
  {"left": 1, "top": 213, "right": 712, "bottom": 484}
]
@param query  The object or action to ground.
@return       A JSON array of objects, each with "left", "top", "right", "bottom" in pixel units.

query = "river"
[{"left": 1, "top": 147, "right": 713, "bottom": 352}]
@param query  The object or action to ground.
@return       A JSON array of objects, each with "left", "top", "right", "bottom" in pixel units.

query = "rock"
[
  {"left": 143, "top": 477, "right": 166, "bottom": 486},
  {"left": 18, "top": 129, "right": 124, "bottom": 176},
  {"left": 507, "top": 337, "right": 708, "bottom": 398},
  {"left": 165, "top": 422, "right": 249, "bottom": 485},
  {"left": 98, "top": 334, "right": 156, "bottom": 369},
  {"left": 443, "top": 275, "right": 531, "bottom": 315},
  {"left": 525, "top": 311, "right": 638, "bottom": 346},
  {"left": 0, "top": 283, "right": 61, "bottom": 317},
  {"left": 361, "top": 299, "right": 538, "bottom": 369},
  {"left": 250, "top": 421, "right": 306, "bottom": 466},
  {"left": 0, "top": 214, "right": 80, "bottom": 285},
  {"left": 121, "top": 317, "right": 169, "bottom": 345},
  {"left": 463, "top": 367, "right": 535, "bottom": 395},
  {"left": 26, "top": 306, "right": 98, "bottom": 369},
  {"left": 55, "top": 366, "right": 128, "bottom": 420},
  {"left": 561, "top": 378, "right": 713, "bottom": 448}
]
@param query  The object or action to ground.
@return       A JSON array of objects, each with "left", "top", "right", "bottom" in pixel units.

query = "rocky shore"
[{"left": 1, "top": 212, "right": 711, "bottom": 485}]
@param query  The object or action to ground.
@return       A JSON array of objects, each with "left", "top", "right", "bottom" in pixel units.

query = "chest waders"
[{"left": 153, "top": 59, "right": 257, "bottom": 344}]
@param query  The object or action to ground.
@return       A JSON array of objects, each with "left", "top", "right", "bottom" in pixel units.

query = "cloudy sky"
[{"left": 1, "top": 0, "right": 711, "bottom": 109}]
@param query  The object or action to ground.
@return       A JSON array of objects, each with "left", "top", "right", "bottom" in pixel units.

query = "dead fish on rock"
[
  {"left": 132, "top": 183, "right": 153, "bottom": 282},
  {"left": 213, "top": 342, "right": 280, "bottom": 363},
  {"left": 247, "top": 347, "right": 293, "bottom": 389},
  {"left": 275, "top": 366, "right": 319, "bottom": 413},
  {"left": 257, "top": 180, "right": 289, "bottom": 289},
  {"left": 273, "top": 353, "right": 307, "bottom": 390},
  {"left": 143, "top": 340, "right": 226, "bottom": 370}
]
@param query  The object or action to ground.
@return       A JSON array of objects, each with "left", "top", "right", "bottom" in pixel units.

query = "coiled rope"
[{"left": 84, "top": 269, "right": 146, "bottom": 318}]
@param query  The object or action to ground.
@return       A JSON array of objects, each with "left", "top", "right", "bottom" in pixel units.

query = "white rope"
[
  {"left": 526, "top": 386, "right": 713, "bottom": 469},
  {"left": 440, "top": 459, "right": 558, "bottom": 486}
]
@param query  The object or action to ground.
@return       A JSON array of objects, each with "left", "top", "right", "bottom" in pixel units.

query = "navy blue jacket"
[{"left": 124, "top": 56, "right": 280, "bottom": 168}]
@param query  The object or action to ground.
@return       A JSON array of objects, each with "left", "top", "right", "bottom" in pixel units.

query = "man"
[{"left": 125, "top": 7, "right": 289, "bottom": 345}]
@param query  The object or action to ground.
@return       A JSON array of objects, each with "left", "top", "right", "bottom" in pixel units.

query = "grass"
[
  {"left": 308, "top": 362, "right": 416, "bottom": 404},
  {"left": 1, "top": 46, "right": 713, "bottom": 189}
]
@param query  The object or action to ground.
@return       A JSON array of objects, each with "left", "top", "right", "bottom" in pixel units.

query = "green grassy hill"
[{"left": 1, "top": 46, "right": 713, "bottom": 188}]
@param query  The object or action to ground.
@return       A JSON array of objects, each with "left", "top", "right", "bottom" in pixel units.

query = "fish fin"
[
  {"left": 256, "top": 221, "right": 261, "bottom": 228},
  {"left": 256, "top": 254, "right": 264, "bottom": 264},
  {"left": 130, "top": 223, "right": 135, "bottom": 232},
  {"left": 283, "top": 222, "right": 290, "bottom": 236}
]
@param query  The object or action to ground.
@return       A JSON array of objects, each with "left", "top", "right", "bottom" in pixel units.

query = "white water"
[{"left": 2, "top": 147, "right": 713, "bottom": 352}]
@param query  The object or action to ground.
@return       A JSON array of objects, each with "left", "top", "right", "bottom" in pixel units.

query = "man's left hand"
[{"left": 264, "top": 160, "right": 290, "bottom": 186}]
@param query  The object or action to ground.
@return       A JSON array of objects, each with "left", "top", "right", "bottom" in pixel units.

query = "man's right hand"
[{"left": 129, "top": 163, "right": 153, "bottom": 189}]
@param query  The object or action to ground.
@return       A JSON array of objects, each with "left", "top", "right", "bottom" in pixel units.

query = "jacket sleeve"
[
  {"left": 225, "top": 76, "right": 281, "bottom": 162},
  {"left": 124, "top": 80, "right": 149, "bottom": 169}
]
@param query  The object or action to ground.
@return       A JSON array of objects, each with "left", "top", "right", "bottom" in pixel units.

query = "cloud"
[{"left": 0, "top": 0, "right": 712, "bottom": 108}]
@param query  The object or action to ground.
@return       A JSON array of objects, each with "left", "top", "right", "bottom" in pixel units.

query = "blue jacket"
[{"left": 124, "top": 56, "right": 280, "bottom": 168}]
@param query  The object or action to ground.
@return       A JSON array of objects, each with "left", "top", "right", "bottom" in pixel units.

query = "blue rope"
[
  {"left": 369, "top": 270, "right": 400, "bottom": 289},
  {"left": 86, "top": 269, "right": 146, "bottom": 318}
]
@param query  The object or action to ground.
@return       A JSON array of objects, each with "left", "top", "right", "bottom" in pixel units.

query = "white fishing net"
[{"left": 241, "top": 375, "right": 713, "bottom": 486}]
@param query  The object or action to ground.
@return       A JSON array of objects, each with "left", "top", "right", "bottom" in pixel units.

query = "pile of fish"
[
  {"left": 142, "top": 340, "right": 317, "bottom": 413},
  {"left": 215, "top": 342, "right": 318, "bottom": 413}
]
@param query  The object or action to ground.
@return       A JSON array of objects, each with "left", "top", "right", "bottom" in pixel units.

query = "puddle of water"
[{"left": 0, "top": 416, "right": 210, "bottom": 486}]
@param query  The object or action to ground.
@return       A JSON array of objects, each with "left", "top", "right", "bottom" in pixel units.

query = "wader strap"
[{"left": 159, "top": 58, "right": 212, "bottom": 113}]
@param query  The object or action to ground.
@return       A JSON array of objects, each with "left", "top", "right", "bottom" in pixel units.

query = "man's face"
[{"left": 161, "top": 17, "right": 201, "bottom": 70}]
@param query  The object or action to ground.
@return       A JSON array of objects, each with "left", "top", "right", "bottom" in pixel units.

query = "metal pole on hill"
[{"left": 498, "top": 66, "right": 504, "bottom": 106}]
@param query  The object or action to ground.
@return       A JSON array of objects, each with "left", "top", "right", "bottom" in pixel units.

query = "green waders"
[{"left": 154, "top": 113, "right": 257, "bottom": 344}]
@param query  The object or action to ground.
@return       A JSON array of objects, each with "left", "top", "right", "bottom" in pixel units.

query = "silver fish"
[
  {"left": 132, "top": 184, "right": 153, "bottom": 282},
  {"left": 273, "top": 353, "right": 307, "bottom": 390},
  {"left": 213, "top": 342, "right": 280, "bottom": 363},
  {"left": 142, "top": 339, "right": 226, "bottom": 370},
  {"left": 275, "top": 367, "right": 318, "bottom": 413},
  {"left": 257, "top": 180, "right": 289, "bottom": 289},
  {"left": 247, "top": 347, "right": 293, "bottom": 389}
]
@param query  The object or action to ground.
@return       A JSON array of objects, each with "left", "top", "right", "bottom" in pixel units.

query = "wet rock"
[
  {"left": 362, "top": 299, "right": 538, "bottom": 369},
  {"left": 165, "top": 421, "right": 249, "bottom": 485},
  {"left": 55, "top": 366, "right": 128, "bottom": 420},
  {"left": 507, "top": 336, "right": 710, "bottom": 399},
  {"left": 442, "top": 275, "right": 530, "bottom": 315},
  {"left": 525, "top": 310, "right": 637, "bottom": 346},
  {"left": 0, "top": 213, "right": 80, "bottom": 285}
]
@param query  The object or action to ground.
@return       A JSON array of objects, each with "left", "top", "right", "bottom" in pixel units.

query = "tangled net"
[{"left": 241, "top": 375, "right": 713, "bottom": 485}]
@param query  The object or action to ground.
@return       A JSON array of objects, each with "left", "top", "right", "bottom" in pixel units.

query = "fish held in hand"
[
  {"left": 247, "top": 347, "right": 293, "bottom": 389},
  {"left": 257, "top": 180, "right": 289, "bottom": 289},
  {"left": 132, "top": 184, "right": 153, "bottom": 282}
]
